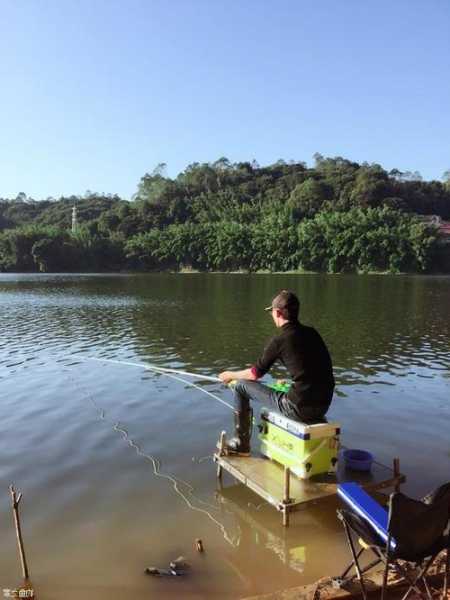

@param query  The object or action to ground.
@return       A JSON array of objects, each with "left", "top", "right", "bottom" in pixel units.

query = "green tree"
[
  {"left": 443, "top": 170, "right": 450, "bottom": 191},
  {"left": 288, "top": 178, "right": 334, "bottom": 219},
  {"left": 350, "top": 165, "right": 393, "bottom": 208}
]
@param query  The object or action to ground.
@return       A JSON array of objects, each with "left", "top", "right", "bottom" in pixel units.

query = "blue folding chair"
[{"left": 336, "top": 482, "right": 450, "bottom": 600}]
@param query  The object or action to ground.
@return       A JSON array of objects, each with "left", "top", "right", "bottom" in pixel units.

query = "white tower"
[{"left": 71, "top": 204, "right": 78, "bottom": 233}]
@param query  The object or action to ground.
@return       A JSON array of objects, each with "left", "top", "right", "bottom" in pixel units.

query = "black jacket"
[{"left": 253, "top": 320, "right": 335, "bottom": 410}]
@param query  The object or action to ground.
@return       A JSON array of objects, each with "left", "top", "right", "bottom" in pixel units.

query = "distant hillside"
[
  {"left": 1, "top": 156, "right": 449, "bottom": 273},
  {"left": 0, "top": 193, "right": 123, "bottom": 231}
]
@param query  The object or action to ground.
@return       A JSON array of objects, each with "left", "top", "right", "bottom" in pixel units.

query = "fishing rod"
[
  {"left": 85, "top": 356, "right": 234, "bottom": 411},
  {"left": 87, "top": 357, "right": 221, "bottom": 383}
]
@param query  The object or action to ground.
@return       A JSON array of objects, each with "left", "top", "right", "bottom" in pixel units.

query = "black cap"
[{"left": 264, "top": 290, "right": 300, "bottom": 313}]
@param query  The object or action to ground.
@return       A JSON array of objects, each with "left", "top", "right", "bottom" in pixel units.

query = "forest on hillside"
[{"left": 1, "top": 155, "right": 449, "bottom": 273}]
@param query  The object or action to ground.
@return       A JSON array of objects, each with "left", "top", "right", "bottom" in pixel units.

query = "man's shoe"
[{"left": 225, "top": 409, "right": 252, "bottom": 456}]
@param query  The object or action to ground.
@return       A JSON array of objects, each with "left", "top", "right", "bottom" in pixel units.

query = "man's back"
[
  {"left": 280, "top": 321, "right": 334, "bottom": 385},
  {"left": 255, "top": 320, "right": 334, "bottom": 411}
]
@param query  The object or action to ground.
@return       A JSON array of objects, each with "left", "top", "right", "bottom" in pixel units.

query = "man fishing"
[{"left": 218, "top": 290, "right": 335, "bottom": 456}]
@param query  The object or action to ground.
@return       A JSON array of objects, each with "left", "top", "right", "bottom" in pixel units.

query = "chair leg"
[
  {"left": 339, "top": 546, "right": 365, "bottom": 580},
  {"left": 443, "top": 545, "right": 449, "bottom": 600},
  {"left": 400, "top": 580, "right": 426, "bottom": 600},
  {"left": 363, "top": 552, "right": 384, "bottom": 576},
  {"left": 397, "top": 555, "right": 436, "bottom": 600},
  {"left": 417, "top": 554, "right": 439, "bottom": 600},
  {"left": 380, "top": 556, "right": 390, "bottom": 600},
  {"left": 338, "top": 548, "right": 382, "bottom": 588},
  {"left": 421, "top": 573, "right": 433, "bottom": 600},
  {"left": 380, "top": 532, "right": 394, "bottom": 600},
  {"left": 343, "top": 521, "right": 368, "bottom": 600},
  {"left": 395, "top": 566, "right": 426, "bottom": 600}
]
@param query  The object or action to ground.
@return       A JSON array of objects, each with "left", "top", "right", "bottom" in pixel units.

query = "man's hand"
[
  {"left": 219, "top": 371, "right": 234, "bottom": 384},
  {"left": 219, "top": 368, "right": 258, "bottom": 384}
]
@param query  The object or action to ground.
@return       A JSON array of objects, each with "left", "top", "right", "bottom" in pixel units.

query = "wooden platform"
[{"left": 214, "top": 437, "right": 405, "bottom": 526}]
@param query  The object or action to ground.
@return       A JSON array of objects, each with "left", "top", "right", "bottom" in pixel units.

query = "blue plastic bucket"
[{"left": 343, "top": 449, "right": 373, "bottom": 472}]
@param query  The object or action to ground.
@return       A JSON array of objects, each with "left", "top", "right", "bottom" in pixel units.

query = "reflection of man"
[{"left": 219, "top": 290, "right": 335, "bottom": 456}]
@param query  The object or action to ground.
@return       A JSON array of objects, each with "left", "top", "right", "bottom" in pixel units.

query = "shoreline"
[
  {"left": 242, "top": 550, "right": 449, "bottom": 599},
  {"left": 1, "top": 269, "right": 450, "bottom": 276}
]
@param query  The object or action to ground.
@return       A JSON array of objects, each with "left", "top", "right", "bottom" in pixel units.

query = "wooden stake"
[
  {"left": 219, "top": 431, "right": 226, "bottom": 454},
  {"left": 393, "top": 458, "right": 400, "bottom": 492},
  {"left": 216, "top": 431, "right": 226, "bottom": 479},
  {"left": 283, "top": 467, "right": 291, "bottom": 504},
  {"left": 10, "top": 485, "right": 30, "bottom": 580},
  {"left": 282, "top": 467, "right": 291, "bottom": 527}
]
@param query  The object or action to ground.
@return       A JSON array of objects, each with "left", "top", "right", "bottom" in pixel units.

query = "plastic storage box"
[{"left": 258, "top": 409, "right": 341, "bottom": 479}]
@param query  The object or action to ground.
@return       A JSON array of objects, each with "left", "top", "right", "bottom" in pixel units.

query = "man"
[{"left": 219, "top": 290, "right": 335, "bottom": 456}]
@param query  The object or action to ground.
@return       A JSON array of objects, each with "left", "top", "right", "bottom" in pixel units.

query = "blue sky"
[{"left": 1, "top": 0, "right": 449, "bottom": 200}]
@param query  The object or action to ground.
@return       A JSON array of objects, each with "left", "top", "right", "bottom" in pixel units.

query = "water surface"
[{"left": 1, "top": 273, "right": 449, "bottom": 598}]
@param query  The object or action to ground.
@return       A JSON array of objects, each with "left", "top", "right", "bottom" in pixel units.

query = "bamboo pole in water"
[{"left": 10, "top": 484, "right": 30, "bottom": 580}]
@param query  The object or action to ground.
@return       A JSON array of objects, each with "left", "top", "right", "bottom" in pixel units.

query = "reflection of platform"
[
  {"left": 217, "top": 484, "right": 313, "bottom": 574},
  {"left": 214, "top": 437, "right": 405, "bottom": 527}
]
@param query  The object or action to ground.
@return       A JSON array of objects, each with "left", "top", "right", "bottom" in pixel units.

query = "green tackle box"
[{"left": 259, "top": 382, "right": 340, "bottom": 479}]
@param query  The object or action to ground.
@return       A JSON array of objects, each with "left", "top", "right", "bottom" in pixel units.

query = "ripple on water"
[{"left": 0, "top": 273, "right": 449, "bottom": 599}]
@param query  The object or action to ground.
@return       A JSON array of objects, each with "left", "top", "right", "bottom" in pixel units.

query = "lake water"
[{"left": 1, "top": 273, "right": 449, "bottom": 599}]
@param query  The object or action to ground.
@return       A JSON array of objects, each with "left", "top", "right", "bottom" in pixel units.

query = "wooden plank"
[{"left": 214, "top": 453, "right": 405, "bottom": 513}]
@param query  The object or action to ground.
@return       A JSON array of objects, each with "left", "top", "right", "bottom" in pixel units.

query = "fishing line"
[
  {"left": 64, "top": 367, "right": 239, "bottom": 547},
  {"left": 87, "top": 356, "right": 235, "bottom": 411},
  {"left": 192, "top": 455, "right": 215, "bottom": 464},
  {"left": 154, "top": 370, "right": 235, "bottom": 411},
  {"left": 111, "top": 422, "right": 234, "bottom": 521}
]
